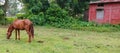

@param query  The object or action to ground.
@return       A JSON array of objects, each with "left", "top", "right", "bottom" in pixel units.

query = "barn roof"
[{"left": 90, "top": 1, "right": 120, "bottom": 4}]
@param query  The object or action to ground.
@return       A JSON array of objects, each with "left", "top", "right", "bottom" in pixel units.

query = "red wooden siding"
[
  {"left": 101, "top": 0, "right": 120, "bottom": 2},
  {"left": 89, "top": 2, "right": 120, "bottom": 24}
]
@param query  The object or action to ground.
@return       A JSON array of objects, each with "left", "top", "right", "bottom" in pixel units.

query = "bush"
[
  {"left": 0, "top": 9, "right": 4, "bottom": 16},
  {"left": 28, "top": 12, "right": 45, "bottom": 25},
  {"left": 45, "top": 3, "right": 72, "bottom": 26},
  {"left": 16, "top": 13, "right": 26, "bottom": 19},
  {"left": 0, "top": 8, "right": 5, "bottom": 25},
  {"left": 24, "top": 3, "right": 120, "bottom": 32},
  {"left": 6, "top": 17, "right": 17, "bottom": 24}
]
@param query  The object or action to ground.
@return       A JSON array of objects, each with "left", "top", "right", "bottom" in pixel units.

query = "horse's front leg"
[
  {"left": 18, "top": 30, "right": 20, "bottom": 40},
  {"left": 15, "top": 29, "right": 17, "bottom": 40}
]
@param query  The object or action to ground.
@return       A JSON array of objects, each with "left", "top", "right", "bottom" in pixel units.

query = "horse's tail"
[{"left": 30, "top": 24, "right": 34, "bottom": 38}]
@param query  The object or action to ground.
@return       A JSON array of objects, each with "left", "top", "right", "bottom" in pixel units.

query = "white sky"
[
  {"left": 0, "top": 0, "right": 23, "bottom": 10},
  {"left": 17, "top": 0, "right": 23, "bottom": 10},
  {"left": 0, "top": 0, "right": 5, "bottom": 5}
]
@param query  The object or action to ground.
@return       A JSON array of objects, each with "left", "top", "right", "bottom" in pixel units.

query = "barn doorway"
[
  {"left": 96, "top": 3, "right": 104, "bottom": 20},
  {"left": 96, "top": 9, "right": 104, "bottom": 19}
]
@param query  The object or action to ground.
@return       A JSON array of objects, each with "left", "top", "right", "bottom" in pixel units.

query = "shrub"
[
  {"left": 0, "top": 9, "right": 4, "bottom": 16},
  {"left": 0, "top": 8, "right": 5, "bottom": 25},
  {"left": 24, "top": 3, "right": 120, "bottom": 32},
  {"left": 6, "top": 17, "right": 17, "bottom": 24},
  {"left": 16, "top": 13, "right": 26, "bottom": 19},
  {"left": 27, "top": 12, "right": 45, "bottom": 25},
  {"left": 45, "top": 3, "right": 72, "bottom": 26}
]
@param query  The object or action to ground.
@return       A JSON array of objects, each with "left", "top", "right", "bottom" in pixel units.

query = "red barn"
[{"left": 89, "top": 0, "right": 120, "bottom": 24}]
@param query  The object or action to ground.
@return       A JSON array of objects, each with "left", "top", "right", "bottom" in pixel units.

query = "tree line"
[{"left": 0, "top": 0, "right": 98, "bottom": 28}]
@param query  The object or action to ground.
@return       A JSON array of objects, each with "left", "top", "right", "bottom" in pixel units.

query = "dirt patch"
[
  {"left": 74, "top": 43, "right": 79, "bottom": 47},
  {"left": 37, "top": 40, "right": 44, "bottom": 43},
  {"left": 95, "top": 45, "right": 100, "bottom": 48},
  {"left": 63, "top": 37, "right": 70, "bottom": 40},
  {"left": 6, "top": 49, "right": 9, "bottom": 52}
]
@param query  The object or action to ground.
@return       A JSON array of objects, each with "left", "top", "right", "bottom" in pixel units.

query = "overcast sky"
[{"left": 0, "top": 0, "right": 5, "bottom": 5}]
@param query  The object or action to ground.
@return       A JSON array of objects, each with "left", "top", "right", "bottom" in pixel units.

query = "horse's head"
[
  {"left": 7, "top": 32, "right": 11, "bottom": 39},
  {"left": 7, "top": 24, "right": 14, "bottom": 39}
]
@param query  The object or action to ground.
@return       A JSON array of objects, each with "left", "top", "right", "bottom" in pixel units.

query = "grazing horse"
[{"left": 7, "top": 19, "right": 34, "bottom": 42}]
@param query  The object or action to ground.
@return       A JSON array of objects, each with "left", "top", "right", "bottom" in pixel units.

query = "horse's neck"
[{"left": 8, "top": 24, "right": 14, "bottom": 32}]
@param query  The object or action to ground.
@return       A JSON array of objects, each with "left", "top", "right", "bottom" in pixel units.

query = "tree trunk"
[
  {"left": 0, "top": 0, "right": 8, "bottom": 25},
  {"left": 2, "top": 0, "right": 8, "bottom": 16}
]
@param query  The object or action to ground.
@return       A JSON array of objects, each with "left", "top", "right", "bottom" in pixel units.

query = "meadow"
[{"left": 0, "top": 26, "right": 120, "bottom": 53}]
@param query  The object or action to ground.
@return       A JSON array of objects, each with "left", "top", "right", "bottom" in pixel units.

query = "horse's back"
[
  {"left": 13, "top": 19, "right": 24, "bottom": 29},
  {"left": 24, "top": 19, "right": 33, "bottom": 25},
  {"left": 13, "top": 19, "right": 32, "bottom": 30}
]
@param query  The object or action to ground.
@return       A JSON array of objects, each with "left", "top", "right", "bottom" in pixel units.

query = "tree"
[
  {"left": 7, "top": 0, "right": 20, "bottom": 16},
  {"left": 0, "top": 0, "right": 8, "bottom": 25},
  {"left": 56, "top": 0, "right": 90, "bottom": 16},
  {"left": 19, "top": 0, "right": 50, "bottom": 15},
  {"left": 1, "top": 0, "right": 8, "bottom": 16}
]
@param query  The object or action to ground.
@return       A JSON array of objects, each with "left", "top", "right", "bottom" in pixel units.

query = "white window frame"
[{"left": 96, "top": 9, "right": 104, "bottom": 19}]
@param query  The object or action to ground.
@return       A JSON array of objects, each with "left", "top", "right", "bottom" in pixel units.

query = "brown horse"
[{"left": 7, "top": 19, "right": 34, "bottom": 42}]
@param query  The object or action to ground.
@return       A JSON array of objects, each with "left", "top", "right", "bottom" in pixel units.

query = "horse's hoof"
[
  {"left": 7, "top": 38, "right": 10, "bottom": 39},
  {"left": 28, "top": 41, "right": 31, "bottom": 43},
  {"left": 6, "top": 37, "right": 10, "bottom": 39},
  {"left": 18, "top": 38, "right": 20, "bottom": 40}
]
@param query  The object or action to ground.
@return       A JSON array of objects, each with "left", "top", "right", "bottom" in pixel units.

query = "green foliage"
[
  {"left": 17, "top": 0, "right": 120, "bottom": 32},
  {"left": 56, "top": 0, "right": 89, "bottom": 16},
  {"left": 8, "top": 0, "right": 19, "bottom": 16},
  {"left": 27, "top": 3, "right": 73, "bottom": 27},
  {"left": 0, "top": 8, "right": 5, "bottom": 19},
  {"left": 16, "top": 13, "right": 26, "bottom": 19},
  {"left": 0, "top": 9, "right": 4, "bottom": 15},
  {"left": 21, "top": 0, "right": 49, "bottom": 15},
  {"left": 6, "top": 17, "right": 17, "bottom": 24},
  {"left": 0, "top": 8, "right": 5, "bottom": 25},
  {"left": 0, "top": 19, "right": 6, "bottom": 25},
  {"left": 45, "top": 3, "right": 69, "bottom": 25},
  {"left": 28, "top": 12, "right": 45, "bottom": 25}
]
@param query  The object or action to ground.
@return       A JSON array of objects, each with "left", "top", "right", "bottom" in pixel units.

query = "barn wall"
[
  {"left": 89, "top": 4, "right": 97, "bottom": 22},
  {"left": 89, "top": 4, "right": 106, "bottom": 24},
  {"left": 101, "top": 0, "right": 120, "bottom": 2},
  {"left": 104, "top": 3, "right": 120, "bottom": 24},
  {"left": 89, "top": 2, "right": 120, "bottom": 24}
]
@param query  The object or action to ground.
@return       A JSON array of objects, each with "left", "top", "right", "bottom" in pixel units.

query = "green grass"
[{"left": 0, "top": 26, "right": 120, "bottom": 53}]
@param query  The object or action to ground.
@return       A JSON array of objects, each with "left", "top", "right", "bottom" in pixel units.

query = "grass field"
[{"left": 0, "top": 26, "right": 120, "bottom": 53}]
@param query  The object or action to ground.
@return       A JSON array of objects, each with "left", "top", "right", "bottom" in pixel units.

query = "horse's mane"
[{"left": 7, "top": 24, "right": 14, "bottom": 32}]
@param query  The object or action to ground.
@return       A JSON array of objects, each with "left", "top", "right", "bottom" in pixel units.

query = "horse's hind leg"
[
  {"left": 18, "top": 30, "right": 20, "bottom": 40},
  {"left": 31, "top": 32, "right": 34, "bottom": 39},
  {"left": 30, "top": 29, "right": 34, "bottom": 39},
  {"left": 30, "top": 25, "right": 34, "bottom": 39},
  {"left": 26, "top": 30, "right": 32, "bottom": 43}
]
